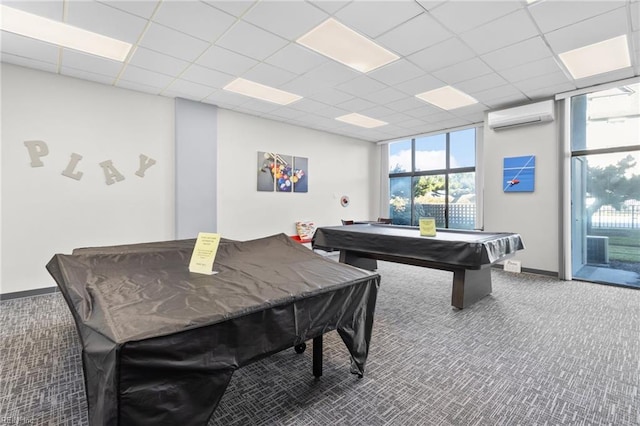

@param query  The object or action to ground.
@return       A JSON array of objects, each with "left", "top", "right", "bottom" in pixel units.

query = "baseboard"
[
  {"left": 492, "top": 264, "right": 558, "bottom": 278},
  {"left": 0, "top": 286, "right": 58, "bottom": 301}
]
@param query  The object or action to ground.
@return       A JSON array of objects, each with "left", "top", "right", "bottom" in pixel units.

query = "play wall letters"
[{"left": 24, "top": 140, "right": 157, "bottom": 185}]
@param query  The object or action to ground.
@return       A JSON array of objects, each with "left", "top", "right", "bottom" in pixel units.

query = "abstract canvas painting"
[{"left": 503, "top": 155, "right": 535, "bottom": 192}]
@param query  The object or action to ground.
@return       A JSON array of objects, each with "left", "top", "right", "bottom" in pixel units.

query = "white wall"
[
  {"left": 483, "top": 106, "right": 559, "bottom": 274},
  {"left": 1, "top": 64, "right": 175, "bottom": 294},
  {"left": 217, "top": 109, "right": 378, "bottom": 240}
]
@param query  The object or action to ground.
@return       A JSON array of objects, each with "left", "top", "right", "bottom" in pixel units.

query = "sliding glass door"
[{"left": 570, "top": 83, "right": 640, "bottom": 288}]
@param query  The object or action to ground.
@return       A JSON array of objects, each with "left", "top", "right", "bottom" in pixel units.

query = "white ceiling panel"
[
  {"left": 407, "top": 37, "right": 476, "bottom": 72},
  {"left": 61, "top": 49, "right": 123, "bottom": 77},
  {"left": 264, "top": 44, "right": 327, "bottom": 75},
  {"left": 1, "top": 53, "right": 58, "bottom": 73},
  {"left": 61, "top": 66, "right": 114, "bottom": 85},
  {"left": 480, "top": 37, "right": 552, "bottom": 71},
  {"left": 460, "top": 10, "right": 539, "bottom": 55},
  {"left": 203, "top": 1, "right": 255, "bottom": 17},
  {"left": 545, "top": 8, "right": 630, "bottom": 53},
  {"left": 2, "top": 0, "right": 638, "bottom": 142},
  {"left": 215, "top": 21, "right": 288, "bottom": 61},
  {"left": 98, "top": 1, "right": 159, "bottom": 20},
  {"left": 455, "top": 73, "right": 509, "bottom": 95},
  {"left": 0, "top": 31, "right": 60, "bottom": 64},
  {"left": 241, "top": 63, "right": 298, "bottom": 87},
  {"left": 66, "top": 1, "right": 148, "bottom": 44},
  {"left": 196, "top": 45, "right": 258, "bottom": 76},
  {"left": 334, "top": 1, "right": 424, "bottom": 39},
  {"left": 139, "top": 23, "right": 210, "bottom": 62},
  {"left": 336, "top": 75, "right": 387, "bottom": 98},
  {"left": 375, "top": 13, "right": 451, "bottom": 56},
  {"left": 430, "top": 0, "right": 521, "bottom": 34},
  {"left": 307, "top": 0, "right": 350, "bottom": 15},
  {"left": 180, "top": 64, "right": 234, "bottom": 88},
  {"left": 128, "top": 46, "right": 190, "bottom": 77},
  {"left": 242, "top": 1, "right": 327, "bottom": 40},
  {"left": 393, "top": 74, "right": 445, "bottom": 96},
  {"left": 431, "top": 57, "right": 493, "bottom": 85},
  {"left": 118, "top": 64, "right": 175, "bottom": 89},
  {"left": 498, "top": 57, "right": 564, "bottom": 84},
  {"left": 152, "top": 1, "right": 236, "bottom": 43},
  {"left": 1, "top": 0, "right": 63, "bottom": 20},
  {"left": 528, "top": 1, "right": 626, "bottom": 34},
  {"left": 368, "top": 60, "right": 425, "bottom": 87}
]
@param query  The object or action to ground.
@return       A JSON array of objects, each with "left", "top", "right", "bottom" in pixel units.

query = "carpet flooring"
[{"left": 1, "top": 262, "right": 639, "bottom": 425}]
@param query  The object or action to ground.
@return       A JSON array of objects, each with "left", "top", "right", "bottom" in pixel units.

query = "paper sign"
[
  {"left": 189, "top": 232, "right": 221, "bottom": 275},
  {"left": 419, "top": 218, "right": 436, "bottom": 237}
]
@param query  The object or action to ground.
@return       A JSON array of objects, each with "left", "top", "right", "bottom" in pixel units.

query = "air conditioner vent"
[{"left": 488, "top": 100, "right": 555, "bottom": 130}]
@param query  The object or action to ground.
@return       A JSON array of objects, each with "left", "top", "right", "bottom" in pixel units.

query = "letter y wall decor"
[{"left": 24, "top": 140, "right": 157, "bottom": 186}]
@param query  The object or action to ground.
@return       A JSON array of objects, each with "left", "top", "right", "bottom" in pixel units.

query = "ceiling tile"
[
  {"left": 264, "top": 44, "right": 327, "bottom": 75},
  {"left": 61, "top": 49, "right": 123, "bottom": 77},
  {"left": 528, "top": 0, "right": 626, "bottom": 33},
  {"left": 264, "top": 107, "right": 308, "bottom": 121},
  {"left": 334, "top": 1, "right": 424, "bottom": 39},
  {"left": 290, "top": 98, "right": 333, "bottom": 114},
  {"left": 430, "top": 0, "right": 521, "bottom": 34},
  {"left": 314, "top": 104, "right": 351, "bottom": 119},
  {"left": 336, "top": 97, "right": 377, "bottom": 112},
  {"left": 394, "top": 74, "right": 445, "bottom": 96},
  {"left": 152, "top": 1, "right": 236, "bottom": 43},
  {"left": 139, "top": 23, "right": 210, "bottom": 62},
  {"left": 472, "top": 84, "right": 525, "bottom": 104},
  {"left": 1, "top": 53, "right": 58, "bottom": 73},
  {"left": 459, "top": 10, "right": 539, "bottom": 55},
  {"left": 203, "top": 1, "right": 256, "bottom": 17},
  {"left": 115, "top": 79, "right": 163, "bottom": 95},
  {"left": 164, "top": 78, "right": 216, "bottom": 100},
  {"left": 386, "top": 96, "right": 434, "bottom": 113},
  {"left": 236, "top": 98, "right": 282, "bottom": 114},
  {"left": 359, "top": 105, "right": 396, "bottom": 120},
  {"left": 66, "top": 1, "right": 148, "bottom": 44},
  {"left": 498, "top": 57, "right": 564, "bottom": 83},
  {"left": 521, "top": 81, "right": 577, "bottom": 99},
  {"left": 375, "top": 13, "right": 452, "bottom": 56},
  {"left": 297, "top": 60, "right": 360, "bottom": 86},
  {"left": 480, "top": 37, "right": 552, "bottom": 71},
  {"left": 180, "top": 64, "right": 234, "bottom": 88},
  {"left": 360, "top": 87, "right": 408, "bottom": 104},
  {"left": 483, "top": 93, "right": 530, "bottom": 109},
  {"left": 407, "top": 38, "right": 476, "bottom": 72},
  {"left": 98, "top": 1, "right": 159, "bottom": 19},
  {"left": 455, "top": 73, "right": 509, "bottom": 95},
  {"left": 0, "top": 31, "right": 59, "bottom": 64},
  {"left": 2, "top": 0, "right": 63, "bottom": 20},
  {"left": 119, "top": 64, "right": 175, "bottom": 89},
  {"left": 60, "top": 67, "right": 114, "bottom": 85},
  {"left": 336, "top": 75, "right": 387, "bottom": 97},
  {"left": 368, "top": 59, "right": 425, "bottom": 87},
  {"left": 307, "top": 0, "right": 350, "bottom": 15},
  {"left": 545, "top": 8, "right": 630, "bottom": 53},
  {"left": 204, "top": 89, "right": 251, "bottom": 107},
  {"left": 196, "top": 46, "right": 258, "bottom": 75},
  {"left": 215, "top": 21, "right": 288, "bottom": 61},
  {"left": 241, "top": 63, "right": 298, "bottom": 87},
  {"left": 432, "top": 57, "right": 493, "bottom": 85},
  {"left": 243, "top": 1, "right": 328, "bottom": 39},
  {"left": 632, "top": 2, "right": 640, "bottom": 31},
  {"left": 280, "top": 75, "right": 331, "bottom": 97},
  {"left": 128, "top": 46, "right": 190, "bottom": 77},
  {"left": 307, "top": 89, "right": 354, "bottom": 106}
]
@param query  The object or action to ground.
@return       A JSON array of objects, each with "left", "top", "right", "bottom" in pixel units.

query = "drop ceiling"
[{"left": 1, "top": 0, "right": 639, "bottom": 142}]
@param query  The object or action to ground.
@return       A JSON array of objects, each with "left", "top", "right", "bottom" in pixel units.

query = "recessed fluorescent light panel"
[
  {"left": 559, "top": 35, "right": 631, "bottom": 80},
  {"left": 416, "top": 86, "right": 478, "bottom": 110},
  {"left": 223, "top": 78, "right": 302, "bottom": 105},
  {"left": 335, "top": 113, "right": 388, "bottom": 128},
  {"left": 0, "top": 5, "right": 132, "bottom": 61},
  {"left": 297, "top": 18, "right": 399, "bottom": 73}
]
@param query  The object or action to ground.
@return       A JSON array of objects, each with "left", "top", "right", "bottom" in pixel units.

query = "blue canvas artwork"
[{"left": 503, "top": 155, "right": 535, "bottom": 192}]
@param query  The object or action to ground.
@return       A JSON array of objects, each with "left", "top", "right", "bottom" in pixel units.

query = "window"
[{"left": 388, "top": 128, "right": 477, "bottom": 228}]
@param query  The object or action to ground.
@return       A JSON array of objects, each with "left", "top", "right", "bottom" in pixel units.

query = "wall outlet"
[{"left": 504, "top": 259, "right": 521, "bottom": 273}]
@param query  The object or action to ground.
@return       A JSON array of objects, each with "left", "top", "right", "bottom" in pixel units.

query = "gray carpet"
[{"left": 2, "top": 263, "right": 639, "bottom": 425}]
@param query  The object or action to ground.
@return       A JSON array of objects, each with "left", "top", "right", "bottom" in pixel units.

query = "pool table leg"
[
  {"left": 451, "top": 267, "right": 492, "bottom": 309},
  {"left": 313, "top": 335, "right": 323, "bottom": 377},
  {"left": 339, "top": 250, "right": 378, "bottom": 271}
]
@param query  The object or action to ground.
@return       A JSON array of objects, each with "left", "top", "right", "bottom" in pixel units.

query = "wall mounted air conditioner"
[{"left": 487, "top": 100, "right": 555, "bottom": 130}]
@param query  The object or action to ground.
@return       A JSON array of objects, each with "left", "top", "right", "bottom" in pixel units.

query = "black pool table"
[{"left": 313, "top": 224, "right": 524, "bottom": 309}]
